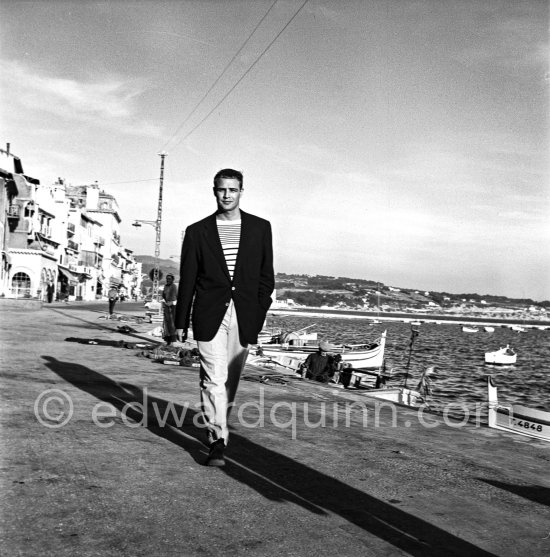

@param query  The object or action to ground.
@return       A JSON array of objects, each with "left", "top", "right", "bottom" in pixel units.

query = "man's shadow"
[{"left": 42, "top": 356, "right": 497, "bottom": 557}]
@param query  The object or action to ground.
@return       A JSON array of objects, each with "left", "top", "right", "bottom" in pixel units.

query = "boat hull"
[
  {"left": 361, "top": 387, "right": 422, "bottom": 406},
  {"left": 487, "top": 376, "right": 550, "bottom": 441}
]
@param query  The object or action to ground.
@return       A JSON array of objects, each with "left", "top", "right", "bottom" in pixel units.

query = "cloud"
[{"left": 0, "top": 59, "right": 162, "bottom": 137}]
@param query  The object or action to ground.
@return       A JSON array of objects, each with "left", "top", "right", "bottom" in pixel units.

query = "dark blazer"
[{"left": 175, "top": 210, "right": 274, "bottom": 345}]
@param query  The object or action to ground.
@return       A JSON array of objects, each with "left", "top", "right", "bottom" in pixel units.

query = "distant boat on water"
[
  {"left": 510, "top": 325, "right": 527, "bottom": 332},
  {"left": 462, "top": 326, "right": 479, "bottom": 333},
  {"left": 485, "top": 345, "right": 517, "bottom": 365},
  {"left": 483, "top": 326, "right": 495, "bottom": 333}
]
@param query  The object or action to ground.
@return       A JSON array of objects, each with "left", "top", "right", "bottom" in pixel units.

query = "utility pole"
[
  {"left": 132, "top": 151, "right": 167, "bottom": 303},
  {"left": 152, "top": 152, "right": 167, "bottom": 302}
]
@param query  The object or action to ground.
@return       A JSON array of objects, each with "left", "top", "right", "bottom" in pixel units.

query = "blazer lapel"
[{"left": 203, "top": 214, "right": 231, "bottom": 281}]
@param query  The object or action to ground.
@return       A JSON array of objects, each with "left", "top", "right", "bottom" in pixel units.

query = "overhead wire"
[
  {"left": 168, "top": 0, "right": 309, "bottom": 150},
  {"left": 160, "top": 0, "right": 279, "bottom": 153}
]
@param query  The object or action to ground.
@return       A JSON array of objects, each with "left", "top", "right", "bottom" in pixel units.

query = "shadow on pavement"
[
  {"left": 42, "top": 355, "right": 497, "bottom": 557},
  {"left": 48, "top": 308, "right": 163, "bottom": 344},
  {"left": 479, "top": 479, "right": 550, "bottom": 507}
]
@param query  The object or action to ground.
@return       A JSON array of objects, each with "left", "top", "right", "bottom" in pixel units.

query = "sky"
[{"left": 1, "top": 0, "right": 548, "bottom": 301}]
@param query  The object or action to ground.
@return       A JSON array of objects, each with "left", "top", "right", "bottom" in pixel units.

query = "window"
[{"left": 11, "top": 272, "right": 31, "bottom": 298}]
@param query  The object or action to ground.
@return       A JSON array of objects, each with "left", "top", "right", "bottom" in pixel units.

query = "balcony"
[
  {"left": 7, "top": 205, "right": 20, "bottom": 218},
  {"left": 67, "top": 239, "right": 79, "bottom": 251},
  {"left": 39, "top": 224, "right": 52, "bottom": 238},
  {"left": 93, "top": 236, "right": 105, "bottom": 246},
  {"left": 67, "top": 222, "right": 76, "bottom": 235},
  {"left": 77, "top": 265, "right": 94, "bottom": 276}
]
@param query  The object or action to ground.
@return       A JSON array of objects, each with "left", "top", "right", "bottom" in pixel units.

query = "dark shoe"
[{"left": 205, "top": 439, "right": 226, "bottom": 467}]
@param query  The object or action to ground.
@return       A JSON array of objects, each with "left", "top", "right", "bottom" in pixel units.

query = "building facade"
[{"left": 0, "top": 148, "right": 141, "bottom": 301}]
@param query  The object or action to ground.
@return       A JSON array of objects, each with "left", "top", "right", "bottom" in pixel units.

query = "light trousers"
[{"left": 197, "top": 300, "right": 249, "bottom": 445}]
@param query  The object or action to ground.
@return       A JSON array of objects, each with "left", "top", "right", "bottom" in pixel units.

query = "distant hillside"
[
  {"left": 275, "top": 273, "right": 549, "bottom": 307},
  {"left": 135, "top": 255, "right": 179, "bottom": 277}
]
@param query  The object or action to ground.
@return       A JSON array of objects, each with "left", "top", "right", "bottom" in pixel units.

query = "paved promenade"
[{"left": 1, "top": 303, "right": 549, "bottom": 556}]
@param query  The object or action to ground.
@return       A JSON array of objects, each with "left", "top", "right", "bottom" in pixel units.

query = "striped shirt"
[{"left": 217, "top": 219, "right": 241, "bottom": 279}]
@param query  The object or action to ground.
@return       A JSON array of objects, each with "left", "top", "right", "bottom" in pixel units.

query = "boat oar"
[{"left": 253, "top": 357, "right": 299, "bottom": 372}]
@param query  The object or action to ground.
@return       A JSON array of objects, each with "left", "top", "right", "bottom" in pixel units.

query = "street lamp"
[{"left": 132, "top": 152, "right": 167, "bottom": 302}]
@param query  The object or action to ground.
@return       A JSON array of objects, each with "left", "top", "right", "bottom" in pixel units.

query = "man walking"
[
  {"left": 107, "top": 285, "right": 118, "bottom": 319},
  {"left": 175, "top": 169, "right": 274, "bottom": 466}
]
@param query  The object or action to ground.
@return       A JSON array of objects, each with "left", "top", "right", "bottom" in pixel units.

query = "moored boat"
[
  {"left": 462, "top": 326, "right": 479, "bottom": 333},
  {"left": 250, "top": 331, "right": 387, "bottom": 371},
  {"left": 483, "top": 326, "right": 495, "bottom": 333},
  {"left": 510, "top": 325, "right": 526, "bottom": 332},
  {"left": 487, "top": 376, "right": 550, "bottom": 441},
  {"left": 484, "top": 345, "right": 516, "bottom": 365}
]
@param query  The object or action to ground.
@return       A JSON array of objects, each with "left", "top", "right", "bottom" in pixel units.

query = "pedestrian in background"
[
  {"left": 162, "top": 273, "right": 178, "bottom": 345},
  {"left": 107, "top": 285, "right": 118, "bottom": 318},
  {"left": 46, "top": 281, "right": 54, "bottom": 303},
  {"left": 175, "top": 168, "right": 274, "bottom": 467}
]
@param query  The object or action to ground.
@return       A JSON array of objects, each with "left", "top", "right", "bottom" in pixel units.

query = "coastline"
[{"left": 270, "top": 306, "right": 550, "bottom": 328}]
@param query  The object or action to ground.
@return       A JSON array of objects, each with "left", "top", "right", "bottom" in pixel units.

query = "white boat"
[
  {"left": 510, "top": 325, "right": 527, "bottom": 332},
  {"left": 484, "top": 345, "right": 517, "bottom": 365},
  {"left": 410, "top": 320, "right": 422, "bottom": 326},
  {"left": 483, "top": 326, "right": 495, "bottom": 333},
  {"left": 462, "top": 326, "right": 479, "bottom": 333},
  {"left": 487, "top": 376, "right": 550, "bottom": 441},
  {"left": 250, "top": 331, "right": 387, "bottom": 371}
]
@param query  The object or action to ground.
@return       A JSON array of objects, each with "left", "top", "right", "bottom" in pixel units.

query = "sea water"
[{"left": 264, "top": 314, "right": 550, "bottom": 420}]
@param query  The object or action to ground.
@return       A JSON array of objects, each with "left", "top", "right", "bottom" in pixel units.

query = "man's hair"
[{"left": 213, "top": 168, "right": 243, "bottom": 189}]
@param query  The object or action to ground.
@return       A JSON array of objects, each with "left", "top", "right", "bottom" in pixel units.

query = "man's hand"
[{"left": 176, "top": 328, "right": 187, "bottom": 342}]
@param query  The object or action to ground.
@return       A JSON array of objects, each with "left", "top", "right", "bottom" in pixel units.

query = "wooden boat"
[
  {"left": 487, "top": 376, "right": 550, "bottom": 441},
  {"left": 483, "top": 326, "right": 495, "bottom": 333},
  {"left": 250, "top": 331, "right": 387, "bottom": 371},
  {"left": 485, "top": 345, "right": 516, "bottom": 365},
  {"left": 462, "top": 326, "right": 479, "bottom": 333}
]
